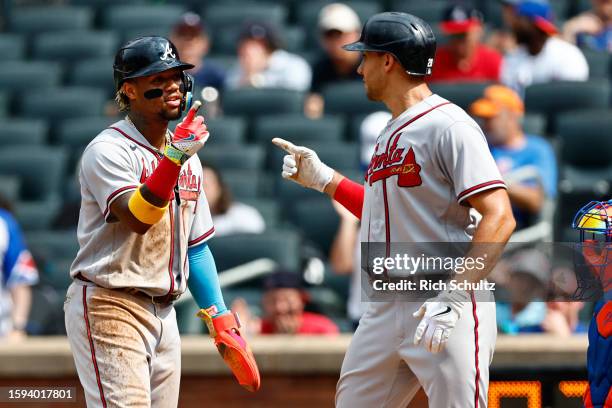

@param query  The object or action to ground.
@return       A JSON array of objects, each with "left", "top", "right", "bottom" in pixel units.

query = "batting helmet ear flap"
[{"left": 180, "top": 72, "right": 194, "bottom": 112}]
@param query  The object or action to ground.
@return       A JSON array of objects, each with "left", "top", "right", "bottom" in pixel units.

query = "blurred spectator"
[
  {"left": 306, "top": 3, "right": 362, "bottom": 118},
  {"left": 501, "top": 0, "right": 589, "bottom": 96},
  {"left": 563, "top": 0, "right": 612, "bottom": 51},
  {"left": 470, "top": 84, "right": 557, "bottom": 229},
  {"left": 170, "top": 12, "right": 226, "bottom": 91},
  {"left": 429, "top": 4, "right": 503, "bottom": 82},
  {"left": 496, "top": 249, "right": 549, "bottom": 334},
  {"left": 360, "top": 111, "right": 392, "bottom": 170},
  {"left": 232, "top": 271, "right": 340, "bottom": 335},
  {"left": 202, "top": 165, "right": 265, "bottom": 236},
  {"left": 0, "top": 196, "right": 38, "bottom": 341},
  {"left": 225, "top": 21, "right": 312, "bottom": 91},
  {"left": 541, "top": 301, "right": 588, "bottom": 336},
  {"left": 487, "top": 0, "right": 520, "bottom": 54}
]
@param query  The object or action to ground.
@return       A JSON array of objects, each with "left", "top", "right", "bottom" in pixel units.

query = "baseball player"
[
  {"left": 273, "top": 13, "right": 515, "bottom": 408},
  {"left": 64, "top": 36, "right": 259, "bottom": 408}
]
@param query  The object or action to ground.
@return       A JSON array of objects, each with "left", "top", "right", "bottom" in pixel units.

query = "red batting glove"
[{"left": 166, "top": 101, "right": 210, "bottom": 165}]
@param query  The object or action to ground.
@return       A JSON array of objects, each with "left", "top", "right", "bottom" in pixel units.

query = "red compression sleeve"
[
  {"left": 333, "top": 177, "right": 364, "bottom": 220},
  {"left": 143, "top": 157, "right": 181, "bottom": 201}
]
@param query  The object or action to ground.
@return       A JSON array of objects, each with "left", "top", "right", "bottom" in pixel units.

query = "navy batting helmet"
[
  {"left": 113, "top": 36, "right": 194, "bottom": 111},
  {"left": 343, "top": 12, "right": 436, "bottom": 76}
]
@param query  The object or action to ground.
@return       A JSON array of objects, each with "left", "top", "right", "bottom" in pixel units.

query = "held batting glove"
[
  {"left": 198, "top": 309, "right": 261, "bottom": 392},
  {"left": 413, "top": 289, "right": 471, "bottom": 353},
  {"left": 166, "top": 101, "right": 210, "bottom": 165},
  {"left": 271, "top": 137, "right": 334, "bottom": 193}
]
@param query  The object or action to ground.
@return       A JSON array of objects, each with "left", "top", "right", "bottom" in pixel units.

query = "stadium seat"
[
  {"left": 203, "top": 3, "right": 288, "bottom": 32},
  {"left": 222, "top": 89, "right": 305, "bottom": 117},
  {"left": 241, "top": 198, "right": 281, "bottom": 229},
  {"left": 322, "top": 81, "right": 385, "bottom": 115},
  {"left": 287, "top": 198, "right": 339, "bottom": 254},
  {"left": 391, "top": 1, "right": 448, "bottom": 23},
  {"left": 0, "top": 92, "right": 6, "bottom": 117},
  {"left": 174, "top": 296, "right": 203, "bottom": 334},
  {"left": 32, "top": 31, "right": 119, "bottom": 62},
  {"left": 205, "top": 116, "right": 246, "bottom": 146},
  {"left": 18, "top": 87, "right": 106, "bottom": 126},
  {"left": 0, "top": 119, "right": 48, "bottom": 146},
  {"left": 14, "top": 199, "right": 61, "bottom": 232},
  {"left": 296, "top": 1, "right": 382, "bottom": 48},
  {"left": 10, "top": 6, "right": 93, "bottom": 35},
  {"left": 430, "top": 81, "right": 492, "bottom": 111},
  {"left": 525, "top": 80, "right": 611, "bottom": 133},
  {"left": 0, "top": 146, "right": 67, "bottom": 202},
  {"left": 274, "top": 173, "right": 322, "bottom": 208},
  {"left": 309, "top": 142, "right": 360, "bottom": 170},
  {"left": 220, "top": 170, "right": 265, "bottom": 200},
  {"left": 122, "top": 28, "right": 172, "bottom": 44},
  {"left": 199, "top": 145, "right": 265, "bottom": 171},
  {"left": 56, "top": 117, "right": 116, "bottom": 148},
  {"left": 69, "top": 58, "right": 115, "bottom": 96},
  {"left": 253, "top": 114, "right": 345, "bottom": 144},
  {"left": 208, "top": 230, "right": 301, "bottom": 272},
  {"left": 522, "top": 113, "right": 546, "bottom": 136},
  {"left": 583, "top": 50, "right": 611, "bottom": 80},
  {"left": 102, "top": 5, "right": 187, "bottom": 32},
  {"left": 26, "top": 230, "right": 79, "bottom": 262},
  {"left": 212, "top": 24, "right": 305, "bottom": 55},
  {"left": 0, "top": 176, "right": 20, "bottom": 203},
  {"left": 0, "top": 62, "right": 62, "bottom": 93},
  {"left": 0, "top": 34, "right": 25, "bottom": 60},
  {"left": 205, "top": 55, "right": 238, "bottom": 71}
]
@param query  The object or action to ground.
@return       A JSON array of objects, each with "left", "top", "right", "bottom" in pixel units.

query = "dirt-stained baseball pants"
[
  {"left": 64, "top": 281, "right": 181, "bottom": 408},
  {"left": 336, "top": 299, "right": 496, "bottom": 408}
]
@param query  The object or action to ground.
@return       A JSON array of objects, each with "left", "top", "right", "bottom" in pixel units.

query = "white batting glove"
[
  {"left": 271, "top": 137, "right": 334, "bottom": 193},
  {"left": 413, "top": 289, "right": 471, "bottom": 353}
]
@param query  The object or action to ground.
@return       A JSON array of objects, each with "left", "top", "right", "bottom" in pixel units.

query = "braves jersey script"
[
  {"left": 361, "top": 94, "right": 506, "bottom": 245},
  {"left": 70, "top": 119, "right": 215, "bottom": 297}
]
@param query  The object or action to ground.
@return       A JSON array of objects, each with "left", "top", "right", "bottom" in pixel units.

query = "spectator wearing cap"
[
  {"left": 563, "top": 0, "right": 612, "bottom": 52},
  {"left": 305, "top": 3, "right": 362, "bottom": 118},
  {"left": 501, "top": 0, "right": 588, "bottom": 96},
  {"left": 470, "top": 85, "right": 557, "bottom": 230},
  {"left": 225, "top": 21, "right": 312, "bottom": 92},
  {"left": 429, "top": 4, "right": 503, "bottom": 82},
  {"left": 170, "top": 12, "right": 225, "bottom": 91},
  {"left": 495, "top": 249, "right": 550, "bottom": 334},
  {"left": 488, "top": 0, "right": 521, "bottom": 54}
]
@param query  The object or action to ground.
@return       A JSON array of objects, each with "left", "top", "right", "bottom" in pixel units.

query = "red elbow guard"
[
  {"left": 144, "top": 156, "right": 181, "bottom": 201},
  {"left": 333, "top": 177, "right": 364, "bottom": 220}
]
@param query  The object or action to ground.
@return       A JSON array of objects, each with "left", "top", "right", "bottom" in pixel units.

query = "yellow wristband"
[{"left": 128, "top": 187, "right": 168, "bottom": 225}]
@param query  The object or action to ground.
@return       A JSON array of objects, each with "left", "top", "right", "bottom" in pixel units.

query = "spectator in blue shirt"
[
  {"left": 563, "top": 0, "right": 612, "bottom": 52},
  {"left": 470, "top": 84, "right": 557, "bottom": 229},
  {"left": 0, "top": 196, "right": 38, "bottom": 340}
]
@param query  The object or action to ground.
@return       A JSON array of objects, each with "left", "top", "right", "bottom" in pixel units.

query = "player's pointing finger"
[
  {"left": 272, "top": 137, "right": 298, "bottom": 154},
  {"left": 184, "top": 100, "right": 202, "bottom": 123}
]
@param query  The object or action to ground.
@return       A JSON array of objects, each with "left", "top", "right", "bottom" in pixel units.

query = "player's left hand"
[
  {"left": 198, "top": 309, "right": 261, "bottom": 392},
  {"left": 413, "top": 290, "right": 470, "bottom": 353},
  {"left": 166, "top": 101, "right": 210, "bottom": 165}
]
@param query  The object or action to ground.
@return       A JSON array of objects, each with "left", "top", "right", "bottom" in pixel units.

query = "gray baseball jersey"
[
  {"left": 70, "top": 119, "right": 215, "bottom": 297},
  {"left": 337, "top": 94, "right": 504, "bottom": 408}
]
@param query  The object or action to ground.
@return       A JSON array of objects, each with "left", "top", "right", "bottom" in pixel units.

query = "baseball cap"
[
  {"left": 470, "top": 85, "right": 524, "bottom": 118},
  {"left": 440, "top": 4, "right": 483, "bottom": 35},
  {"left": 318, "top": 3, "right": 361, "bottom": 33},
  {"left": 515, "top": 0, "right": 557, "bottom": 35},
  {"left": 172, "top": 12, "right": 205, "bottom": 39},
  {"left": 263, "top": 271, "right": 304, "bottom": 291}
]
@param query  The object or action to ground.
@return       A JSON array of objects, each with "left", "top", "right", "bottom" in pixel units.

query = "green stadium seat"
[
  {"left": 28, "top": 285, "right": 66, "bottom": 335},
  {"left": 274, "top": 173, "right": 322, "bottom": 208},
  {"left": 212, "top": 24, "right": 305, "bottom": 55},
  {"left": 56, "top": 117, "right": 116, "bottom": 148},
  {"left": 18, "top": 87, "right": 107, "bottom": 125},
  {"left": 322, "top": 81, "right": 385, "bottom": 115},
  {"left": 0, "top": 62, "right": 62, "bottom": 93},
  {"left": 296, "top": 1, "right": 382, "bottom": 48},
  {"left": 522, "top": 113, "right": 546, "bottom": 136},
  {"left": 14, "top": 199, "right": 61, "bottom": 232},
  {"left": 102, "top": 5, "right": 187, "bottom": 32},
  {"left": 0, "top": 34, "right": 25, "bottom": 60},
  {"left": 205, "top": 116, "right": 246, "bottom": 146},
  {"left": 0, "top": 92, "right": 6, "bottom": 117},
  {"left": 174, "top": 296, "right": 203, "bottom": 334},
  {"left": 26, "top": 230, "right": 79, "bottom": 262},
  {"left": 204, "top": 3, "right": 288, "bottom": 31},
  {"left": 69, "top": 58, "right": 115, "bottom": 96},
  {"left": 220, "top": 170, "right": 265, "bottom": 200},
  {"left": 583, "top": 50, "right": 611, "bottom": 79},
  {"left": 0, "top": 119, "right": 48, "bottom": 146},
  {"left": 391, "top": 1, "right": 448, "bottom": 23},
  {"left": 0, "top": 176, "right": 20, "bottom": 203},
  {"left": 205, "top": 55, "right": 238, "bottom": 71},
  {"left": 32, "top": 31, "right": 119, "bottom": 62},
  {"left": 525, "top": 80, "right": 611, "bottom": 134},
  {"left": 430, "top": 81, "right": 492, "bottom": 111},
  {"left": 122, "top": 28, "right": 172, "bottom": 44},
  {"left": 41, "top": 257, "right": 74, "bottom": 292},
  {"left": 241, "top": 198, "right": 281, "bottom": 229},
  {"left": 0, "top": 146, "right": 67, "bottom": 202},
  {"left": 208, "top": 230, "right": 301, "bottom": 272},
  {"left": 287, "top": 198, "right": 339, "bottom": 254},
  {"left": 253, "top": 114, "right": 345, "bottom": 144},
  {"left": 222, "top": 88, "right": 305, "bottom": 116},
  {"left": 199, "top": 145, "right": 265, "bottom": 171},
  {"left": 309, "top": 142, "right": 360, "bottom": 170},
  {"left": 10, "top": 6, "right": 93, "bottom": 35}
]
